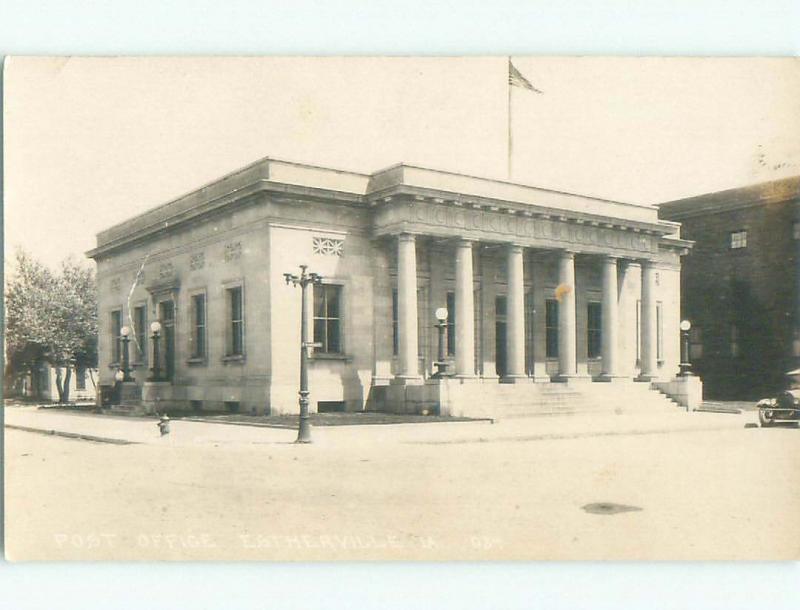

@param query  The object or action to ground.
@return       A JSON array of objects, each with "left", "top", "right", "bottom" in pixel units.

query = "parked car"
[{"left": 756, "top": 369, "right": 800, "bottom": 427}]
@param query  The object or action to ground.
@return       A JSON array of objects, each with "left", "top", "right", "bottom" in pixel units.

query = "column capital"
[
  {"left": 397, "top": 232, "right": 417, "bottom": 243},
  {"left": 507, "top": 242, "right": 525, "bottom": 254},
  {"left": 602, "top": 254, "right": 621, "bottom": 262},
  {"left": 456, "top": 238, "right": 476, "bottom": 248},
  {"left": 557, "top": 248, "right": 577, "bottom": 259}
]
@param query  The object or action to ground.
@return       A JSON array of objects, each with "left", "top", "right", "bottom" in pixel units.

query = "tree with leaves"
[{"left": 5, "top": 251, "right": 98, "bottom": 403}]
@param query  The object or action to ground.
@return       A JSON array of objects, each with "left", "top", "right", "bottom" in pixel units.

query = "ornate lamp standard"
[
  {"left": 432, "top": 307, "right": 450, "bottom": 378},
  {"left": 120, "top": 326, "right": 134, "bottom": 382},
  {"left": 283, "top": 265, "right": 323, "bottom": 444},
  {"left": 149, "top": 321, "right": 162, "bottom": 381},
  {"left": 679, "top": 319, "right": 693, "bottom": 376}
]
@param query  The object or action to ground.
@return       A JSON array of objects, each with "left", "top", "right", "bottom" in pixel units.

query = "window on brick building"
[
  {"left": 730, "top": 324, "right": 740, "bottom": 357},
  {"left": 730, "top": 230, "right": 747, "bottom": 249}
]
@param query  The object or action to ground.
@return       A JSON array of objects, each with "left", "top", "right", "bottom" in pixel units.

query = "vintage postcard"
[{"left": 3, "top": 56, "right": 799, "bottom": 560}]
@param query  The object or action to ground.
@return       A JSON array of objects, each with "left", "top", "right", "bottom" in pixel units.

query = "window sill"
[
  {"left": 131, "top": 362, "right": 147, "bottom": 368},
  {"left": 222, "top": 355, "right": 245, "bottom": 364},
  {"left": 187, "top": 357, "right": 207, "bottom": 366},
  {"left": 108, "top": 362, "right": 120, "bottom": 370},
  {"left": 310, "top": 352, "right": 351, "bottom": 362}
]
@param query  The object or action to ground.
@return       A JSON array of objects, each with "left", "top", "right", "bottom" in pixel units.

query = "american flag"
[{"left": 509, "top": 60, "right": 542, "bottom": 93}]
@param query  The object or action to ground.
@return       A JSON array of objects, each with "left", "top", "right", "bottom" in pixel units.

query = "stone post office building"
[{"left": 88, "top": 158, "right": 696, "bottom": 417}]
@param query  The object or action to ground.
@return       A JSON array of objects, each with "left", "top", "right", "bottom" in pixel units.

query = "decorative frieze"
[
  {"left": 224, "top": 241, "right": 242, "bottom": 262},
  {"left": 190, "top": 251, "right": 205, "bottom": 270},
  {"left": 312, "top": 236, "right": 344, "bottom": 257},
  {"left": 159, "top": 262, "right": 175, "bottom": 279}
]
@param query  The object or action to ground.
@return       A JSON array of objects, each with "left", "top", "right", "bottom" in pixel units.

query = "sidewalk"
[{"left": 3, "top": 404, "right": 757, "bottom": 448}]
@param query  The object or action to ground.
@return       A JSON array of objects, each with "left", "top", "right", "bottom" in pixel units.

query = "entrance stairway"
[{"left": 441, "top": 379, "right": 682, "bottom": 419}]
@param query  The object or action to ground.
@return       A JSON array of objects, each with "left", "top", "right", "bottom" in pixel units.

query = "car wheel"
[{"left": 758, "top": 410, "right": 773, "bottom": 428}]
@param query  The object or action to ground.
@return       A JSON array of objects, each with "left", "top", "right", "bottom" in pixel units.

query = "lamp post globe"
[
  {"left": 150, "top": 321, "right": 162, "bottom": 335},
  {"left": 114, "top": 369, "right": 124, "bottom": 382},
  {"left": 679, "top": 319, "right": 692, "bottom": 376},
  {"left": 435, "top": 307, "right": 448, "bottom": 322}
]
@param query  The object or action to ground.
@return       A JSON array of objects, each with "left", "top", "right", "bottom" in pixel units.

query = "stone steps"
[{"left": 442, "top": 380, "right": 681, "bottom": 419}]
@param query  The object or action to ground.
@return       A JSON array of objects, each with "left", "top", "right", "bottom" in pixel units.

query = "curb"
[{"left": 5, "top": 424, "right": 137, "bottom": 445}]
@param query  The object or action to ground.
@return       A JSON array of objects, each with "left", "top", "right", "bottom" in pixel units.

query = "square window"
[{"left": 730, "top": 230, "right": 747, "bottom": 249}]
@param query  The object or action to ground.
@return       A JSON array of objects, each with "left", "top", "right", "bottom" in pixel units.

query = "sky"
[{"left": 4, "top": 56, "right": 799, "bottom": 273}]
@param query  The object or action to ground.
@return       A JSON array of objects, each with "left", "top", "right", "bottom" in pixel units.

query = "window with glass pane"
[
  {"left": 545, "top": 299, "right": 559, "bottom": 358},
  {"left": 587, "top": 302, "right": 602, "bottom": 358},
  {"left": 730, "top": 230, "right": 747, "bottom": 249},
  {"left": 133, "top": 305, "right": 147, "bottom": 363},
  {"left": 446, "top": 291, "right": 456, "bottom": 356},
  {"left": 227, "top": 287, "right": 243, "bottom": 356},
  {"left": 191, "top": 293, "right": 206, "bottom": 358},
  {"left": 314, "top": 284, "right": 342, "bottom": 354},
  {"left": 111, "top": 310, "right": 122, "bottom": 363}
]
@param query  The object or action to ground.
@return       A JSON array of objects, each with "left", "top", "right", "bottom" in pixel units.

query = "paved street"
[{"left": 4, "top": 406, "right": 799, "bottom": 560}]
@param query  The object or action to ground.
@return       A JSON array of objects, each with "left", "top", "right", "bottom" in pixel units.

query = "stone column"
[
  {"left": 600, "top": 255, "right": 621, "bottom": 379},
  {"left": 557, "top": 250, "right": 577, "bottom": 378},
  {"left": 505, "top": 244, "right": 526, "bottom": 380},
  {"left": 455, "top": 239, "right": 476, "bottom": 378},
  {"left": 396, "top": 233, "right": 421, "bottom": 381},
  {"left": 639, "top": 259, "right": 658, "bottom": 380}
]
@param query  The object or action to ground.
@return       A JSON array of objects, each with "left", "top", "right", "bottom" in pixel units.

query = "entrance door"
[
  {"left": 495, "top": 295, "right": 507, "bottom": 377},
  {"left": 159, "top": 300, "right": 176, "bottom": 381}
]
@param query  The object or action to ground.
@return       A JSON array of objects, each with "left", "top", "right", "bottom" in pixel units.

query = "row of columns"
[{"left": 395, "top": 233, "right": 659, "bottom": 382}]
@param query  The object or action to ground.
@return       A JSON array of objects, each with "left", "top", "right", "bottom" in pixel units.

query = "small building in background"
[
  {"left": 7, "top": 363, "right": 98, "bottom": 403},
  {"left": 659, "top": 176, "right": 800, "bottom": 400}
]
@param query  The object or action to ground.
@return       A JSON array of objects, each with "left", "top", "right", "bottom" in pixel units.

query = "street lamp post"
[
  {"left": 432, "top": 307, "right": 450, "bottom": 378},
  {"left": 679, "top": 319, "right": 692, "bottom": 377},
  {"left": 149, "top": 321, "right": 162, "bottom": 381},
  {"left": 120, "top": 326, "right": 134, "bottom": 382},
  {"left": 284, "top": 264, "right": 323, "bottom": 444}
]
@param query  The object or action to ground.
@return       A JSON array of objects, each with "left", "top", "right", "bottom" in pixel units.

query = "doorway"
[{"left": 158, "top": 299, "right": 176, "bottom": 381}]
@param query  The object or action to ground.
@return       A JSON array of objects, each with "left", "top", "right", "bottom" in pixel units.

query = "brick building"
[
  {"left": 88, "top": 157, "right": 698, "bottom": 417},
  {"left": 659, "top": 176, "right": 800, "bottom": 399}
]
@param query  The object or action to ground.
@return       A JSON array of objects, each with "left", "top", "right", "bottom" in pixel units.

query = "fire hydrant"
[{"left": 157, "top": 414, "right": 170, "bottom": 436}]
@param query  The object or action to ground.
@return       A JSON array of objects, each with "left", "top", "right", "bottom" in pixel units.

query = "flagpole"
[{"left": 507, "top": 59, "right": 512, "bottom": 181}]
